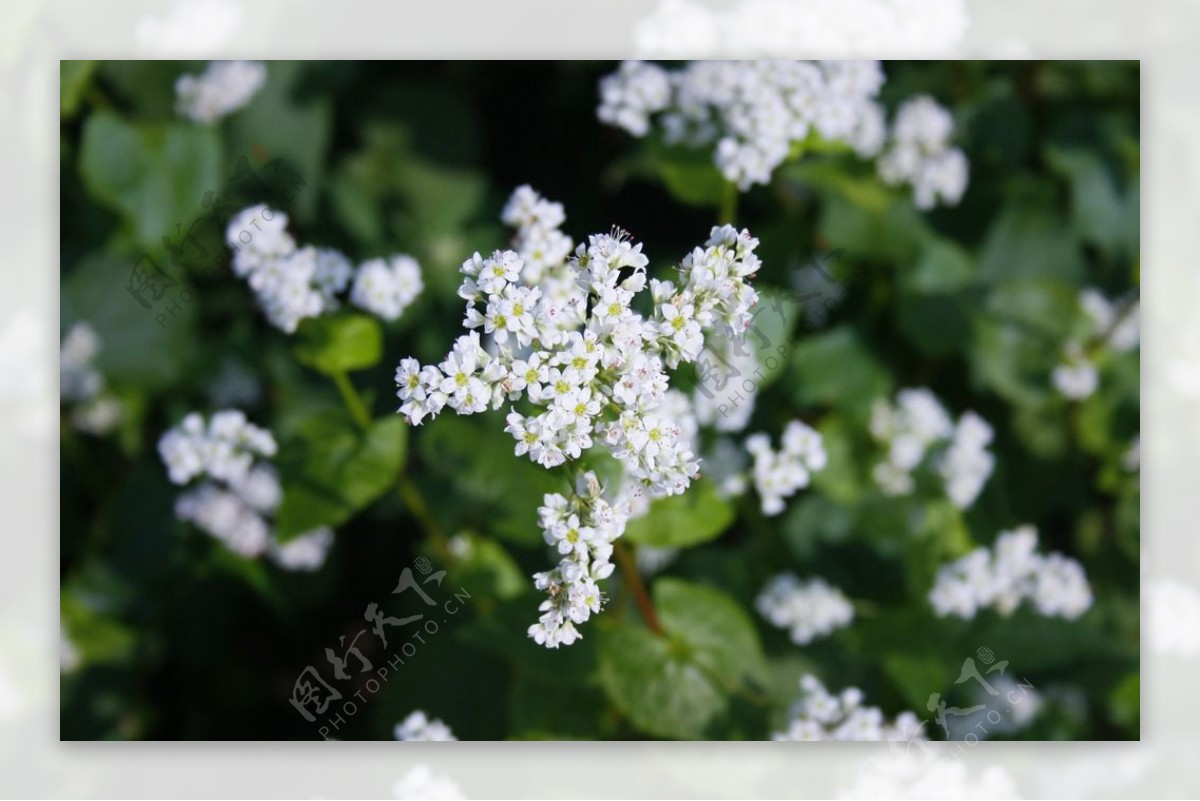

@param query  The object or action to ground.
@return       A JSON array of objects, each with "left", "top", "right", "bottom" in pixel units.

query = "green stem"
[
  {"left": 718, "top": 181, "right": 739, "bottom": 226},
  {"left": 327, "top": 370, "right": 447, "bottom": 553},
  {"left": 331, "top": 369, "right": 372, "bottom": 430}
]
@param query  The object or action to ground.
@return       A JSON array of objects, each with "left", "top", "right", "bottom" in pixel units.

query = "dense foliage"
[{"left": 60, "top": 61, "right": 1139, "bottom": 740}]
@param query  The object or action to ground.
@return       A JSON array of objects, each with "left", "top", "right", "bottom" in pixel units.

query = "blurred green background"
[{"left": 59, "top": 61, "right": 1139, "bottom": 740}]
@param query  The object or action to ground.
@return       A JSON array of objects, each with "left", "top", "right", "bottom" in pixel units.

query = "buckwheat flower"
[
  {"left": 877, "top": 95, "right": 969, "bottom": 208},
  {"left": 929, "top": 525, "right": 1093, "bottom": 620},
  {"left": 745, "top": 420, "right": 827, "bottom": 516},
  {"left": 394, "top": 710, "right": 457, "bottom": 742},
  {"left": 1052, "top": 342, "right": 1099, "bottom": 400},
  {"left": 159, "top": 410, "right": 339, "bottom": 565},
  {"left": 938, "top": 411, "right": 995, "bottom": 509},
  {"left": 60, "top": 322, "right": 103, "bottom": 402},
  {"left": 870, "top": 388, "right": 992, "bottom": 508},
  {"left": 351, "top": 255, "right": 424, "bottom": 322},
  {"left": 269, "top": 527, "right": 334, "bottom": 572},
  {"left": 175, "top": 483, "right": 273, "bottom": 556},
  {"left": 226, "top": 204, "right": 295, "bottom": 277},
  {"left": 175, "top": 60, "right": 266, "bottom": 123},
  {"left": 396, "top": 187, "right": 767, "bottom": 646},
  {"left": 598, "top": 60, "right": 967, "bottom": 204},
  {"left": 598, "top": 60, "right": 673, "bottom": 137},
  {"left": 774, "top": 675, "right": 925, "bottom": 742},
  {"left": 756, "top": 574, "right": 854, "bottom": 645}
]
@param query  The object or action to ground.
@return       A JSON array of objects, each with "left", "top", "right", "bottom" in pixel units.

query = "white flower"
[
  {"left": 159, "top": 410, "right": 339, "bottom": 566},
  {"left": 774, "top": 674, "right": 925, "bottom": 742},
  {"left": 394, "top": 710, "right": 457, "bottom": 741},
  {"left": 225, "top": 205, "right": 423, "bottom": 331},
  {"left": 1052, "top": 343, "right": 1099, "bottom": 400},
  {"left": 351, "top": 255, "right": 424, "bottom": 322},
  {"left": 877, "top": 95, "right": 969, "bottom": 208},
  {"left": 938, "top": 411, "right": 995, "bottom": 509},
  {"left": 745, "top": 420, "right": 827, "bottom": 516},
  {"left": 756, "top": 574, "right": 854, "bottom": 645},
  {"left": 269, "top": 528, "right": 334, "bottom": 572},
  {"left": 175, "top": 60, "right": 266, "bottom": 123},
  {"left": 395, "top": 188, "right": 766, "bottom": 646},
  {"left": 929, "top": 525, "right": 1093, "bottom": 620},
  {"left": 870, "top": 388, "right": 992, "bottom": 508},
  {"left": 60, "top": 322, "right": 103, "bottom": 402},
  {"left": 598, "top": 60, "right": 967, "bottom": 205}
]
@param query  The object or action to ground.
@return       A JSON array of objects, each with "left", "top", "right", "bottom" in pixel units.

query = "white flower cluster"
[
  {"left": 158, "top": 410, "right": 333, "bottom": 569},
  {"left": 396, "top": 186, "right": 762, "bottom": 646},
  {"left": 869, "top": 388, "right": 994, "bottom": 509},
  {"left": 60, "top": 322, "right": 122, "bottom": 435},
  {"left": 394, "top": 710, "right": 457, "bottom": 741},
  {"left": 755, "top": 574, "right": 853, "bottom": 645},
  {"left": 226, "top": 205, "right": 423, "bottom": 333},
  {"left": 774, "top": 674, "right": 925, "bottom": 742},
  {"left": 876, "top": 95, "right": 969, "bottom": 209},
  {"left": 175, "top": 60, "right": 266, "bottom": 123},
  {"left": 500, "top": 184, "right": 576, "bottom": 284},
  {"left": 528, "top": 472, "right": 630, "bottom": 648},
  {"left": 633, "top": 0, "right": 968, "bottom": 59},
  {"left": 929, "top": 525, "right": 1093, "bottom": 620},
  {"left": 599, "top": 60, "right": 887, "bottom": 191},
  {"left": 745, "top": 420, "right": 827, "bottom": 515},
  {"left": 1052, "top": 288, "right": 1140, "bottom": 400},
  {"left": 597, "top": 60, "right": 969, "bottom": 207}
]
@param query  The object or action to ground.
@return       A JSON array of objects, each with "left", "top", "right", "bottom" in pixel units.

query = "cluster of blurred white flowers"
[
  {"left": 157, "top": 410, "right": 333, "bottom": 569},
  {"left": 929, "top": 525, "right": 1093, "bottom": 620},
  {"left": 393, "top": 710, "right": 457, "bottom": 741},
  {"left": 60, "top": 322, "right": 123, "bottom": 436},
  {"left": 755, "top": 574, "right": 853, "bottom": 645},
  {"left": 597, "top": 60, "right": 968, "bottom": 207},
  {"left": 774, "top": 674, "right": 925, "bottom": 741},
  {"left": 175, "top": 60, "right": 266, "bottom": 123},
  {"left": 744, "top": 420, "right": 827, "bottom": 515},
  {"left": 876, "top": 95, "right": 969, "bottom": 209},
  {"left": 870, "top": 388, "right": 994, "bottom": 509},
  {"left": 599, "top": 60, "right": 886, "bottom": 190},
  {"left": 633, "top": 0, "right": 968, "bottom": 58},
  {"left": 1052, "top": 287, "right": 1140, "bottom": 400},
  {"left": 226, "top": 204, "right": 423, "bottom": 333},
  {"left": 396, "top": 186, "right": 763, "bottom": 647},
  {"left": 529, "top": 471, "right": 628, "bottom": 648}
]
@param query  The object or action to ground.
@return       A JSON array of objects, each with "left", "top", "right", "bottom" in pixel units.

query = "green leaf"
[
  {"left": 79, "top": 111, "right": 223, "bottom": 252},
  {"left": 292, "top": 313, "right": 383, "bottom": 375},
  {"left": 276, "top": 414, "right": 407, "bottom": 539},
  {"left": 1044, "top": 146, "right": 1126, "bottom": 255},
  {"left": 226, "top": 61, "right": 332, "bottom": 220},
  {"left": 648, "top": 139, "right": 729, "bottom": 207},
  {"left": 598, "top": 578, "right": 766, "bottom": 739},
  {"left": 622, "top": 478, "right": 735, "bottom": 548},
  {"left": 789, "top": 326, "right": 890, "bottom": 412},
  {"left": 902, "top": 239, "right": 976, "bottom": 294},
  {"left": 61, "top": 250, "right": 197, "bottom": 390},
  {"left": 61, "top": 61, "right": 97, "bottom": 118},
  {"left": 977, "top": 193, "right": 1084, "bottom": 285}
]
